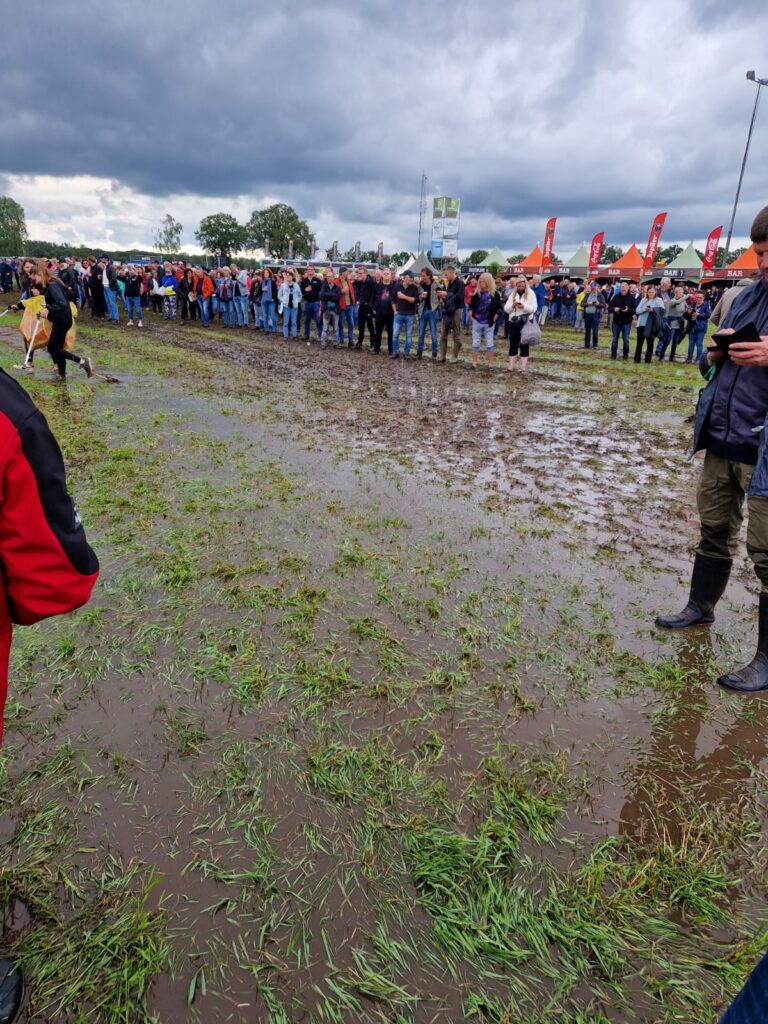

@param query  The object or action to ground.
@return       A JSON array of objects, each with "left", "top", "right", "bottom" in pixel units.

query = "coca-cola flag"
[
  {"left": 702, "top": 225, "right": 723, "bottom": 272},
  {"left": 589, "top": 231, "right": 605, "bottom": 275},
  {"left": 643, "top": 212, "right": 667, "bottom": 270},
  {"left": 542, "top": 218, "right": 557, "bottom": 266}
]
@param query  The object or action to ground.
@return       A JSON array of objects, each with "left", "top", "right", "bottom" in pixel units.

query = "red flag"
[
  {"left": 643, "top": 212, "right": 667, "bottom": 270},
  {"left": 701, "top": 225, "right": 723, "bottom": 272},
  {"left": 588, "top": 231, "right": 604, "bottom": 275},
  {"left": 541, "top": 217, "right": 557, "bottom": 266}
]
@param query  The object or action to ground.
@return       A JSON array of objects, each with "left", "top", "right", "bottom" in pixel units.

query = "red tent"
[
  {"left": 507, "top": 244, "right": 544, "bottom": 275},
  {"left": 599, "top": 243, "right": 644, "bottom": 281},
  {"left": 701, "top": 245, "right": 758, "bottom": 283}
]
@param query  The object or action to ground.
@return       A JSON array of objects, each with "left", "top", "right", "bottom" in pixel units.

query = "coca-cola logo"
[{"left": 590, "top": 241, "right": 602, "bottom": 263}]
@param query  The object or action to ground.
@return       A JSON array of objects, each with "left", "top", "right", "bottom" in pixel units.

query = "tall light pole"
[
  {"left": 417, "top": 172, "right": 427, "bottom": 253},
  {"left": 723, "top": 70, "right": 768, "bottom": 265}
]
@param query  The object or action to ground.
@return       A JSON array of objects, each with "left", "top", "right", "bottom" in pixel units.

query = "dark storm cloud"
[{"left": 2, "top": 0, "right": 768, "bottom": 251}]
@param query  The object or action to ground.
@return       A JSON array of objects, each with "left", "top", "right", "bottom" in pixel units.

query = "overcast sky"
[{"left": 2, "top": 0, "right": 767, "bottom": 258}]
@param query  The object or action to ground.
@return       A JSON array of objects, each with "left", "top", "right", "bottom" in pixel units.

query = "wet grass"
[{"left": 0, "top": 308, "right": 764, "bottom": 1021}]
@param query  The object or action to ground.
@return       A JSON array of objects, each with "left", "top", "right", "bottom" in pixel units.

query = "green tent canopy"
[
  {"left": 480, "top": 246, "right": 509, "bottom": 268},
  {"left": 542, "top": 243, "right": 590, "bottom": 279},
  {"left": 643, "top": 241, "right": 702, "bottom": 282}
]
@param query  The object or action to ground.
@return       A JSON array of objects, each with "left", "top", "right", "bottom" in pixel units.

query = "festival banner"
[
  {"left": 331, "top": 240, "right": 338, "bottom": 260},
  {"left": 432, "top": 197, "right": 460, "bottom": 258},
  {"left": 310, "top": 237, "right": 317, "bottom": 259},
  {"left": 701, "top": 225, "right": 723, "bottom": 273},
  {"left": 354, "top": 241, "right": 361, "bottom": 260},
  {"left": 643, "top": 212, "right": 667, "bottom": 270},
  {"left": 376, "top": 241, "right": 384, "bottom": 261},
  {"left": 287, "top": 238, "right": 294, "bottom": 259},
  {"left": 264, "top": 236, "right": 271, "bottom": 257},
  {"left": 541, "top": 217, "right": 557, "bottom": 266},
  {"left": 589, "top": 231, "right": 604, "bottom": 275}
]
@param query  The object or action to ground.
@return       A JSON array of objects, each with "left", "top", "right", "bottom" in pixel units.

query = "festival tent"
[
  {"left": 598, "top": 242, "right": 644, "bottom": 281},
  {"left": 702, "top": 245, "right": 758, "bottom": 283},
  {"left": 479, "top": 246, "right": 508, "bottom": 268},
  {"left": 643, "top": 241, "right": 702, "bottom": 283},
  {"left": 408, "top": 250, "right": 439, "bottom": 275},
  {"left": 542, "top": 243, "right": 590, "bottom": 280},
  {"left": 399, "top": 253, "right": 417, "bottom": 272},
  {"left": 507, "top": 244, "right": 544, "bottom": 276}
]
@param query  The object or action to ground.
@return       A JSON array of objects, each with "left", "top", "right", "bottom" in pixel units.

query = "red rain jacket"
[{"left": 0, "top": 370, "right": 99, "bottom": 742}]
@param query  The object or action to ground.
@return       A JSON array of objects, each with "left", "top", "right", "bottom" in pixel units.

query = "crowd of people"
[{"left": 3, "top": 253, "right": 739, "bottom": 375}]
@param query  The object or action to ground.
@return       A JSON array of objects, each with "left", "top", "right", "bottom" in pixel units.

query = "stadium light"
[{"left": 723, "top": 71, "right": 768, "bottom": 264}]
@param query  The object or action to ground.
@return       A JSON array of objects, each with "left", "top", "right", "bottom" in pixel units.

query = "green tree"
[
  {"left": 507, "top": 253, "right": 525, "bottom": 265},
  {"left": 0, "top": 196, "right": 28, "bottom": 254},
  {"left": 153, "top": 213, "right": 183, "bottom": 255},
  {"left": 601, "top": 244, "right": 624, "bottom": 264},
  {"left": 243, "top": 203, "right": 311, "bottom": 259},
  {"left": 657, "top": 244, "right": 682, "bottom": 264},
  {"left": 487, "top": 262, "right": 503, "bottom": 278},
  {"left": 467, "top": 249, "right": 488, "bottom": 265},
  {"left": 195, "top": 214, "right": 245, "bottom": 261}
]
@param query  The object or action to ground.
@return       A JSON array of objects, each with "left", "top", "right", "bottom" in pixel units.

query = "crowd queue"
[{"left": 2, "top": 254, "right": 733, "bottom": 374}]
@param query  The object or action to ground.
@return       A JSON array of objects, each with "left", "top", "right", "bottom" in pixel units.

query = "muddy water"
[{"left": 3, "top": 324, "right": 767, "bottom": 1022}]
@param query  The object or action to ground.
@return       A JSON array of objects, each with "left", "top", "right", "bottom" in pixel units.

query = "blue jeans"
[
  {"left": 104, "top": 288, "right": 119, "bottom": 321},
  {"left": 198, "top": 296, "right": 210, "bottom": 325},
  {"left": 563, "top": 303, "right": 576, "bottom": 325},
  {"left": 283, "top": 306, "right": 298, "bottom": 337},
  {"left": 392, "top": 313, "right": 415, "bottom": 356},
  {"left": 262, "top": 299, "right": 275, "bottom": 332},
  {"left": 418, "top": 310, "right": 438, "bottom": 356},
  {"left": 223, "top": 299, "right": 235, "bottom": 325},
  {"left": 471, "top": 322, "right": 495, "bottom": 352},
  {"left": 125, "top": 295, "right": 142, "bottom": 323},
  {"left": 251, "top": 302, "right": 262, "bottom": 328},
  {"left": 462, "top": 304, "right": 471, "bottom": 327},
  {"left": 341, "top": 307, "right": 355, "bottom": 343},
  {"left": 687, "top": 324, "right": 707, "bottom": 362},
  {"left": 583, "top": 312, "right": 600, "bottom": 348},
  {"left": 303, "top": 301, "right": 321, "bottom": 338},
  {"left": 551, "top": 300, "right": 562, "bottom": 321},
  {"left": 611, "top": 322, "right": 631, "bottom": 358},
  {"left": 233, "top": 295, "right": 249, "bottom": 326},
  {"left": 719, "top": 949, "right": 768, "bottom": 1023}
]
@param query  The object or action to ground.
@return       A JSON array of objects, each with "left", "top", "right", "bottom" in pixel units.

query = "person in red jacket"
[{"left": 0, "top": 368, "right": 99, "bottom": 1023}]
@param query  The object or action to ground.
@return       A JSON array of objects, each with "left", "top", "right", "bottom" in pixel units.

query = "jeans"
[
  {"left": 233, "top": 295, "right": 249, "bottom": 327},
  {"left": 611, "top": 322, "right": 631, "bottom": 358},
  {"left": 583, "top": 312, "right": 600, "bottom": 347},
  {"left": 471, "top": 321, "right": 495, "bottom": 352},
  {"left": 550, "top": 300, "right": 562, "bottom": 321},
  {"left": 125, "top": 295, "right": 142, "bottom": 322},
  {"left": 462, "top": 304, "right": 471, "bottom": 327},
  {"left": 261, "top": 299, "right": 275, "bottom": 332},
  {"left": 304, "top": 300, "right": 321, "bottom": 339},
  {"left": 341, "top": 307, "right": 355, "bottom": 344},
  {"left": 418, "top": 309, "right": 438, "bottom": 356},
  {"left": 322, "top": 309, "right": 340, "bottom": 345},
  {"left": 283, "top": 305, "right": 298, "bottom": 337},
  {"left": 562, "top": 303, "right": 576, "bottom": 325},
  {"left": 718, "top": 949, "right": 768, "bottom": 1023},
  {"left": 198, "top": 296, "right": 210, "bottom": 325},
  {"left": 222, "top": 299, "right": 235, "bottom": 325},
  {"left": 687, "top": 324, "right": 707, "bottom": 362},
  {"left": 392, "top": 313, "right": 415, "bottom": 356},
  {"left": 104, "top": 288, "right": 120, "bottom": 321},
  {"left": 251, "top": 301, "right": 262, "bottom": 328}
]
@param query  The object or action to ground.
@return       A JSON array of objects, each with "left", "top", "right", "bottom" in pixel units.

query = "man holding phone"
[{"left": 655, "top": 206, "right": 768, "bottom": 692}]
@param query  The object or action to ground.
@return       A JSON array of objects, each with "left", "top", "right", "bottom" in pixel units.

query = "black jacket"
[
  {"left": 44, "top": 280, "right": 72, "bottom": 324},
  {"left": 320, "top": 282, "right": 341, "bottom": 311},
  {"left": 469, "top": 290, "right": 503, "bottom": 326},
  {"left": 441, "top": 277, "right": 464, "bottom": 317},
  {"left": 355, "top": 275, "right": 377, "bottom": 306},
  {"left": 302, "top": 275, "right": 322, "bottom": 304},
  {"left": 608, "top": 292, "right": 636, "bottom": 325}
]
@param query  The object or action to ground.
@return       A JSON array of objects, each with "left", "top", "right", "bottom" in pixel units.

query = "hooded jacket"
[
  {"left": 0, "top": 371, "right": 99, "bottom": 743},
  {"left": 693, "top": 276, "right": 768, "bottom": 473}
]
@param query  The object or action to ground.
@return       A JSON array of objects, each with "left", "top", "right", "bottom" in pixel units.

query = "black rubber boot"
[
  {"left": 718, "top": 593, "right": 768, "bottom": 692},
  {"left": 654, "top": 553, "right": 732, "bottom": 629},
  {"left": 0, "top": 959, "right": 24, "bottom": 1023}
]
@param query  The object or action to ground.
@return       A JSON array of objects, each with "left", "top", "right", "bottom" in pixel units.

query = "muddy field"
[{"left": 0, "top": 307, "right": 766, "bottom": 1023}]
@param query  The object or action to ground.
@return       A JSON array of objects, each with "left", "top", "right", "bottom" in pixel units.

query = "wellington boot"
[
  {"left": 718, "top": 593, "right": 768, "bottom": 692},
  {"left": 654, "top": 553, "right": 731, "bottom": 629}
]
